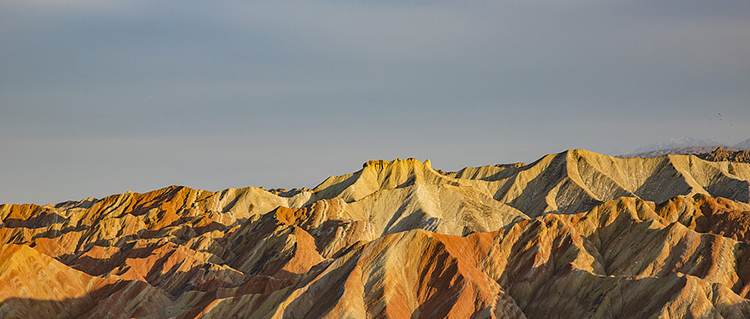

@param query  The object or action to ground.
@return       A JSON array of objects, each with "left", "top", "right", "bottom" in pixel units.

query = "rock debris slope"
[{"left": 1, "top": 150, "right": 750, "bottom": 318}]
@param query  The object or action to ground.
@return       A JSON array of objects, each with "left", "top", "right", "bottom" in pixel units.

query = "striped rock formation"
[{"left": 1, "top": 150, "right": 750, "bottom": 318}]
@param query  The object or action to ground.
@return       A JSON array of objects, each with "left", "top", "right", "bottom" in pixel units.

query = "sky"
[{"left": 2, "top": 0, "right": 750, "bottom": 204}]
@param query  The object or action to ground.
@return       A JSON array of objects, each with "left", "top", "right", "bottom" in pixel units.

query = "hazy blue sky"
[{"left": 2, "top": 0, "right": 750, "bottom": 204}]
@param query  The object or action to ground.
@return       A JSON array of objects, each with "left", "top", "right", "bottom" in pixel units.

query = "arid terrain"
[
  {"left": 621, "top": 146, "right": 750, "bottom": 160},
  {"left": 2, "top": 149, "right": 750, "bottom": 318}
]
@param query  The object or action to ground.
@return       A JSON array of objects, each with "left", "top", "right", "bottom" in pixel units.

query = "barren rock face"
[
  {"left": 699, "top": 147, "right": 750, "bottom": 164},
  {"left": 1, "top": 150, "right": 750, "bottom": 318}
]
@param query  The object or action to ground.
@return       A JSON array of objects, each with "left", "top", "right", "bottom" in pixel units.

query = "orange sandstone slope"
[{"left": 1, "top": 150, "right": 750, "bottom": 318}]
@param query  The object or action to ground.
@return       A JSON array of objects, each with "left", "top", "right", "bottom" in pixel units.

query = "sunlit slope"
[
  {"left": 0, "top": 244, "right": 176, "bottom": 319},
  {"left": 166, "top": 195, "right": 750, "bottom": 318},
  {"left": 447, "top": 149, "right": 750, "bottom": 216},
  {"left": 1, "top": 150, "right": 750, "bottom": 318}
]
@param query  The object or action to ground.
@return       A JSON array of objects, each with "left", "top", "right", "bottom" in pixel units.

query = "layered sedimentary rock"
[{"left": 2, "top": 150, "right": 750, "bottom": 318}]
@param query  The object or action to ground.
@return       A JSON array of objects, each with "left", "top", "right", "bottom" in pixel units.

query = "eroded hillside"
[{"left": 2, "top": 150, "right": 750, "bottom": 318}]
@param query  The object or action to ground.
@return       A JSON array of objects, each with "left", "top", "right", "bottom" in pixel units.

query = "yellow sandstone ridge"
[{"left": 1, "top": 150, "right": 750, "bottom": 318}]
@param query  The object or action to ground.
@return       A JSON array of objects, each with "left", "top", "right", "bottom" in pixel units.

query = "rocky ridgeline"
[
  {"left": 621, "top": 145, "right": 750, "bottom": 162},
  {"left": 699, "top": 147, "right": 750, "bottom": 164},
  {"left": 2, "top": 150, "right": 750, "bottom": 318}
]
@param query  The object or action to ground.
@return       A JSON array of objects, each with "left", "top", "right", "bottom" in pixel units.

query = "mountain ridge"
[
  {"left": 621, "top": 145, "right": 750, "bottom": 159},
  {"left": 3, "top": 149, "right": 750, "bottom": 318},
  {"left": 631, "top": 137, "right": 720, "bottom": 154}
]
